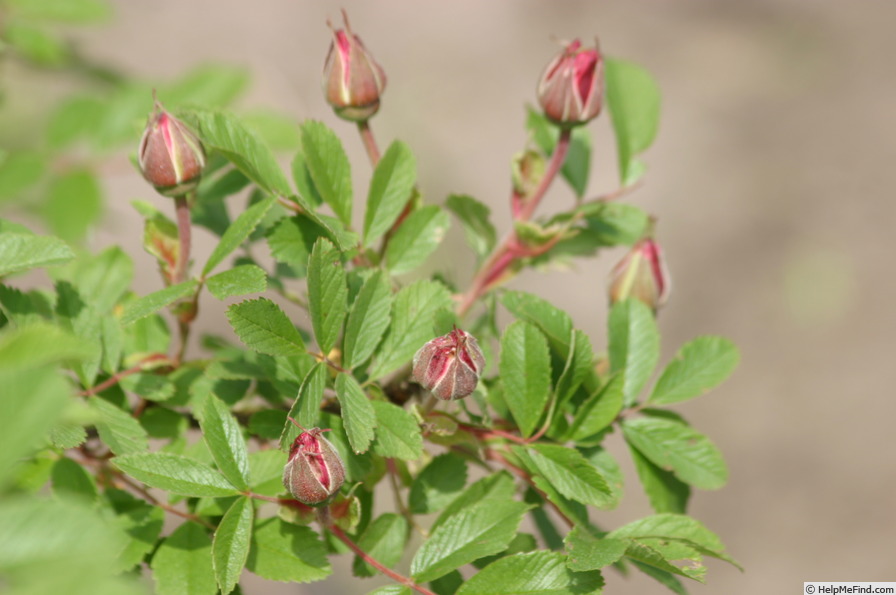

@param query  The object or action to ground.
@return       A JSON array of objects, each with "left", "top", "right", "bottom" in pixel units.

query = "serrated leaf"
[
  {"left": 114, "top": 452, "right": 239, "bottom": 497},
  {"left": 499, "top": 321, "right": 552, "bottom": 437},
  {"left": 565, "top": 527, "right": 627, "bottom": 571},
  {"left": 206, "top": 264, "right": 267, "bottom": 299},
  {"left": 608, "top": 299, "right": 659, "bottom": 407},
  {"left": 282, "top": 363, "right": 327, "bottom": 441},
  {"left": 385, "top": 205, "right": 450, "bottom": 275},
  {"left": 364, "top": 140, "right": 416, "bottom": 248},
  {"left": 55, "top": 281, "right": 102, "bottom": 386},
  {"left": 649, "top": 336, "right": 739, "bottom": 405},
  {"left": 432, "top": 472, "right": 516, "bottom": 533},
  {"left": 445, "top": 194, "right": 496, "bottom": 260},
  {"left": 630, "top": 441, "right": 689, "bottom": 514},
  {"left": 527, "top": 444, "right": 612, "bottom": 508},
  {"left": 51, "top": 457, "right": 98, "bottom": 501},
  {"left": 352, "top": 513, "right": 409, "bottom": 577},
  {"left": 370, "top": 280, "right": 452, "bottom": 378},
  {"left": 90, "top": 397, "right": 149, "bottom": 455},
  {"left": 107, "top": 489, "right": 164, "bottom": 572},
  {"left": 343, "top": 270, "right": 392, "bottom": 369},
  {"left": 203, "top": 196, "right": 275, "bottom": 276},
  {"left": 554, "top": 329, "right": 593, "bottom": 407},
  {"left": 307, "top": 238, "right": 347, "bottom": 353},
  {"left": 335, "top": 373, "right": 376, "bottom": 454},
  {"left": 67, "top": 246, "right": 133, "bottom": 314},
  {"left": 120, "top": 280, "right": 199, "bottom": 325},
  {"left": 246, "top": 518, "right": 331, "bottom": 583},
  {"left": 151, "top": 521, "right": 216, "bottom": 595},
  {"left": 622, "top": 416, "right": 728, "bottom": 490},
  {"left": 371, "top": 400, "right": 422, "bottom": 460},
  {"left": 457, "top": 550, "right": 604, "bottom": 595},
  {"left": 567, "top": 373, "right": 625, "bottom": 442},
  {"left": 411, "top": 499, "right": 530, "bottom": 582},
  {"left": 409, "top": 453, "right": 468, "bottom": 515},
  {"left": 212, "top": 497, "right": 254, "bottom": 594},
  {"left": 608, "top": 513, "right": 731, "bottom": 562},
  {"left": 622, "top": 540, "right": 705, "bottom": 582},
  {"left": 301, "top": 120, "right": 352, "bottom": 226},
  {"left": 0, "top": 233, "right": 74, "bottom": 276},
  {"left": 226, "top": 298, "right": 305, "bottom": 356},
  {"left": 193, "top": 110, "right": 291, "bottom": 196},
  {"left": 501, "top": 291, "right": 573, "bottom": 360},
  {"left": 606, "top": 58, "right": 661, "bottom": 186},
  {"left": 200, "top": 394, "right": 250, "bottom": 490},
  {"left": 265, "top": 215, "right": 317, "bottom": 272},
  {"left": 43, "top": 169, "right": 102, "bottom": 243}
]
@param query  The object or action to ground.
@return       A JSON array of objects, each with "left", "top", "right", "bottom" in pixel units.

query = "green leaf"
[
  {"left": 226, "top": 298, "right": 305, "bottom": 356},
  {"left": 411, "top": 499, "right": 530, "bottom": 582},
  {"left": 432, "top": 472, "right": 516, "bottom": 533},
  {"left": 200, "top": 394, "right": 250, "bottom": 490},
  {"left": 370, "top": 280, "right": 453, "bottom": 378},
  {"left": 242, "top": 110, "right": 302, "bottom": 151},
  {"left": 54, "top": 281, "right": 102, "bottom": 386},
  {"left": 649, "top": 336, "right": 739, "bottom": 405},
  {"left": 300, "top": 120, "right": 353, "bottom": 226},
  {"left": 409, "top": 453, "right": 468, "bottom": 515},
  {"left": 608, "top": 513, "right": 730, "bottom": 558},
  {"left": 164, "top": 64, "right": 248, "bottom": 108},
  {"left": 246, "top": 518, "right": 331, "bottom": 583},
  {"left": 107, "top": 489, "right": 164, "bottom": 572},
  {"left": 51, "top": 457, "right": 98, "bottom": 501},
  {"left": 114, "top": 452, "right": 240, "bottom": 497},
  {"left": 266, "top": 215, "right": 313, "bottom": 272},
  {"left": 364, "top": 140, "right": 417, "bottom": 248},
  {"left": 8, "top": 0, "right": 110, "bottom": 23},
  {"left": 606, "top": 58, "right": 661, "bottom": 186},
  {"left": 212, "top": 497, "right": 254, "bottom": 594},
  {"left": 457, "top": 550, "right": 604, "bottom": 595},
  {"left": 526, "top": 108, "right": 593, "bottom": 198},
  {"left": 90, "top": 397, "right": 149, "bottom": 455},
  {"left": 342, "top": 270, "right": 392, "bottom": 369},
  {"left": 120, "top": 280, "right": 199, "bottom": 325},
  {"left": 0, "top": 151, "right": 44, "bottom": 202},
  {"left": 445, "top": 194, "right": 496, "bottom": 260},
  {"left": 0, "top": 233, "right": 74, "bottom": 276},
  {"left": 608, "top": 299, "right": 659, "bottom": 407},
  {"left": 371, "top": 400, "right": 422, "bottom": 460},
  {"left": 43, "top": 170, "right": 102, "bottom": 243},
  {"left": 385, "top": 205, "right": 451, "bottom": 275},
  {"left": 307, "top": 238, "right": 347, "bottom": 353},
  {"left": 554, "top": 329, "right": 593, "bottom": 406},
  {"left": 622, "top": 416, "right": 728, "bottom": 490},
  {"left": 501, "top": 291, "right": 573, "bottom": 360},
  {"left": 567, "top": 373, "right": 625, "bottom": 442},
  {"left": 282, "top": 363, "right": 327, "bottom": 439},
  {"left": 206, "top": 264, "right": 267, "bottom": 299},
  {"left": 526, "top": 444, "right": 612, "bottom": 508},
  {"left": 193, "top": 110, "right": 291, "bottom": 196},
  {"left": 630, "top": 443, "right": 690, "bottom": 513},
  {"left": 352, "top": 513, "right": 409, "bottom": 577},
  {"left": 65, "top": 246, "right": 133, "bottom": 314},
  {"left": 290, "top": 150, "right": 323, "bottom": 207},
  {"left": 334, "top": 373, "right": 376, "bottom": 454},
  {"left": 499, "top": 321, "right": 552, "bottom": 437},
  {"left": 4, "top": 21, "right": 68, "bottom": 66},
  {"left": 151, "top": 521, "right": 216, "bottom": 595},
  {"left": 565, "top": 527, "right": 627, "bottom": 571},
  {"left": 623, "top": 540, "right": 705, "bottom": 582},
  {"left": 203, "top": 196, "right": 276, "bottom": 276}
]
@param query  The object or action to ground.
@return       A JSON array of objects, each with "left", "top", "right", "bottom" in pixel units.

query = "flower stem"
[
  {"left": 357, "top": 120, "right": 381, "bottom": 165},
  {"left": 456, "top": 128, "right": 573, "bottom": 318},
  {"left": 172, "top": 192, "right": 195, "bottom": 365}
]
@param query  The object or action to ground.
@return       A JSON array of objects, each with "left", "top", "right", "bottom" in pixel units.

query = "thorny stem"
[
  {"left": 357, "top": 120, "right": 381, "bottom": 165},
  {"left": 328, "top": 523, "right": 438, "bottom": 595},
  {"left": 76, "top": 353, "right": 169, "bottom": 397},
  {"left": 456, "top": 128, "right": 573, "bottom": 317}
]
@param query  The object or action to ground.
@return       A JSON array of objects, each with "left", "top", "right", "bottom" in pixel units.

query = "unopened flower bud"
[
  {"left": 138, "top": 98, "right": 206, "bottom": 197},
  {"left": 322, "top": 11, "right": 387, "bottom": 122},
  {"left": 511, "top": 149, "right": 547, "bottom": 201},
  {"left": 412, "top": 327, "right": 485, "bottom": 401},
  {"left": 282, "top": 418, "right": 346, "bottom": 505},
  {"left": 537, "top": 39, "right": 604, "bottom": 127},
  {"left": 608, "top": 235, "right": 670, "bottom": 311}
]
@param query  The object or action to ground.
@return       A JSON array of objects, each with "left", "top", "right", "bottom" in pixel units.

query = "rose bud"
[
  {"left": 137, "top": 97, "right": 206, "bottom": 198},
  {"left": 322, "top": 10, "right": 387, "bottom": 122},
  {"left": 282, "top": 417, "right": 346, "bottom": 505},
  {"left": 536, "top": 39, "right": 604, "bottom": 127},
  {"left": 608, "top": 234, "right": 671, "bottom": 312},
  {"left": 412, "top": 327, "right": 486, "bottom": 401}
]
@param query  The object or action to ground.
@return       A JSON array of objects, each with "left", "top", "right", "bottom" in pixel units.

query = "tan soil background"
[{"left": 6, "top": 1, "right": 896, "bottom": 593}]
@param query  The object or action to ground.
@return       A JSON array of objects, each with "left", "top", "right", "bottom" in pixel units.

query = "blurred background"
[{"left": 2, "top": 0, "right": 894, "bottom": 593}]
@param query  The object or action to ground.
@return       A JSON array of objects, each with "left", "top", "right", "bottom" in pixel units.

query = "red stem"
[
  {"left": 173, "top": 195, "right": 192, "bottom": 285},
  {"left": 77, "top": 353, "right": 169, "bottom": 396},
  {"left": 357, "top": 120, "right": 381, "bottom": 165},
  {"left": 328, "top": 524, "right": 438, "bottom": 595}
]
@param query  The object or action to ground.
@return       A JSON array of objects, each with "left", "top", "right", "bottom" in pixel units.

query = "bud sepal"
[
  {"left": 536, "top": 39, "right": 604, "bottom": 127},
  {"left": 412, "top": 327, "right": 486, "bottom": 401},
  {"left": 137, "top": 97, "right": 206, "bottom": 197},
  {"left": 282, "top": 418, "right": 346, "bottom": 505},
  {"left": 608, "top": 231, "right": 671, "bottom": 312},
  {"left": 323, "top": 10, "right": 387, "bottom": 122}
]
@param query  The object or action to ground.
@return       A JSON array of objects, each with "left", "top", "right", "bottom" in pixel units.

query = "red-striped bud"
[
  {"left": 137, "top": 98, "right": 206, "bottom": 197},
  {"left": 537, "top": 39, "right": 604, "bottom": 127},
  {"left": 608, "top": 235, "right": 671, "bottom": 312},
  {"left": 412, "top": 328, "right": 486, "bottom": 401},
  {"left": 282, "top": 418, "right": 345, "bottom": 505},
  {"left": 322, "top": 11, "right": 387, "bottom": 122}
]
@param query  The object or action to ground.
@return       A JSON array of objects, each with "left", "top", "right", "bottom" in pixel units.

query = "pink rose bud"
[
  {"left": 412, "top": 327, "right": 486, "bottom": 401},
  {"left": 536, "top": 39, "right": 604, "bottom": 127},
  {"left": 322, "top": 10, "right": 387, "bottom": 122},
  {"left": 282, "top": 418, "right": 346, "bottom": 505},
  {"left": 608, "top": 235, "right": 671, "bottom": 312},
  {"left": 137, "top": 97, "right": 206, "bottom": 198}
]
